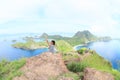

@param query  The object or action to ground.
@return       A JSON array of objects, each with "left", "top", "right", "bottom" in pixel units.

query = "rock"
[
  {"left": 13, "top": 52, "right": 68, "bottom": 80},
  {"left": 83, "top": 68, "right": 114, "bottom": 80}
]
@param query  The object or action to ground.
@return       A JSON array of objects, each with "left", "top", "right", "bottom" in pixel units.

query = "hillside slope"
[
  {"left": 12, "top": 51, "right": 120, "bottom": 80},
  {"left": 13, "top": 53, "right": 69, "bottom": 80}
]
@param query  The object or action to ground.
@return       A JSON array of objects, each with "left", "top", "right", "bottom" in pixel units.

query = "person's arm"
[{"left": 45, "top": 36, "right": 50, "bottom": 47}]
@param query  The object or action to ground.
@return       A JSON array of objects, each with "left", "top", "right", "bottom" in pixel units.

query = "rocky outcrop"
[
  {"left": 13, "top": 52, "right": 68, "bottom": 80},
  {"left": 83, "top": 68, "right": 114, "bottom": 80},
  {"left": 13, "top": 52, "right": 115, "bottom": 80}
]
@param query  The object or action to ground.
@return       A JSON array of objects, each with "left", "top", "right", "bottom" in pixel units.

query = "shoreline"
[
  {"left": 73, "top": 39, "right": 112, "bottom": 50},
  {"left": 73, "top": 41, "right": 94, "bottom": 50},
  {"left": 13, "top": 46, "right": 47, "bottom": 50}
]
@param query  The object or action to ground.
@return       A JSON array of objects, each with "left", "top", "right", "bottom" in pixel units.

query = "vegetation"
[
  {"left": 80, "top": 50, "right": 120, "bottom": 80},
  {"left": 82, "top": 52, "right": 112, "bottom": 71},
  {"left": 0, "top": 59, "right": 26, "bottom": 80},
  {"left": 62, "top": 52, "right": 79, "bottom": 61},
  {"left": 67, "top": 62, "right": 87, "bottom": 73},
  {"left": 40, "top": 30, "right": 100, "bottom": 46},
  {"left": 56, "top": 40, "right": 74, "bottom": 53},
  {"left": 69, "top": 30, "right": 97, "bottom": 46},
  {"left": 62, "top": 72, "right": 80, "bottom": 80},
  {"left": 49, "top": 72, "right": 80, "bottom": 80},
  {"left": 77, "top": 47, "right": 88, "bottom": 54},
  {"left": 13, "top": 30, "right": 112, "bottom": 50},
  {"left": 12, "top": 40, "right": 47, "bottom": 50},
  {"left": 40, "top": 30, "right": 112, "bottom": 46},
  {"left": 64, "top": 48, "right": 120, "bottom": 80},
  {"left": 12, "top": 39, "right": 74, "bottom": 53}
]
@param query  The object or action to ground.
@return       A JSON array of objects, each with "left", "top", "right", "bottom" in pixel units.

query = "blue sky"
[{"left": 0, "top": 0, "right": 120, "bottom": 38}]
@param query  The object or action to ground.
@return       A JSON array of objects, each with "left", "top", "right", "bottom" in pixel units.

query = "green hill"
[
  {"left": 57, "top": 40, "right": 74, "bottom": 53},
  {"left": 40, "top": 33, "right": 63, "bottom": 39},
  {"left": 66, "top": 30, "right": 98, "bottom": 46},
  {"left": 40, "top": 30, "right": 98, "bottom": 46},
  {"left": 73, "top": 30, "right": 97, "bottom": 41}
]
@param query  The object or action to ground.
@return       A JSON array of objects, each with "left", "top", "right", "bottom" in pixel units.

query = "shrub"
[
  {"left": 67, "top": 62, "right": 87, "bottom": 73},
  {"left": 77, "top": 48, "right": 88, "bottom": 54}
]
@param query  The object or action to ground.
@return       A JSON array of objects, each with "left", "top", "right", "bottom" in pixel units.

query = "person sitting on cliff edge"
[{"left": 45, "top": 36, "right": 57, "bottom": 53}]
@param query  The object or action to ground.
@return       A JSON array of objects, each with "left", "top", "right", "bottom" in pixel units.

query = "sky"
[{"left": 0, "top": 0, "right": 120, "bottom": 38}]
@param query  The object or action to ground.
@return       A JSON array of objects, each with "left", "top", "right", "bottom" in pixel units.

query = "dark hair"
[{"left": 51, "top": 40, "right": 55, "bottom": 45}]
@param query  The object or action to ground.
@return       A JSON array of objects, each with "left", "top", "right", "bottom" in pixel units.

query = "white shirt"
[{"left": 48, "top": 45, "right": 57, "bottom": 53}]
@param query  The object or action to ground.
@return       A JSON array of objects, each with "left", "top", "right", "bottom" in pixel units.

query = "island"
[
  {"left": 12, "top": 40, "right": 47, "bottom": 50},
  {"left": 12, "top": 30, "right": 112, "bottom": 50}
]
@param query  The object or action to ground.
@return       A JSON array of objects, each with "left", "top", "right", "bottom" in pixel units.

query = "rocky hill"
[
  {"left": 73, "top": 30, "right": 97, "bottom": 40},
  {"left": 13, "top": 53, "right": 69, "bottom": 80},
  {"left": 84, "top": 68, "right": 114, "bottom": 80},
  {"left": 13, "top": 52, "right": 115, "bottom": 80}
]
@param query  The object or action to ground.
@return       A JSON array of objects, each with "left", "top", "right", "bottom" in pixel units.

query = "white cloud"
[
  {"left": 0, "top": 0, "right": 120, "bottom": 38},
  {"left": 0, "top": 0, "right": 49, "bottom": 23}
]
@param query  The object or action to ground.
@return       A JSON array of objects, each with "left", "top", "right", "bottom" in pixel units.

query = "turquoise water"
[
  {"left": 0, "top": 36, "right": 48, "bottom": 61},
  {"left": 76, "top": 40, "right": 120, "bottom": 70}
]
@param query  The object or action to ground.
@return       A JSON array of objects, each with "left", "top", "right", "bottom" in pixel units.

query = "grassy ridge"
[
  {"left": 0, "top": 59, "right": 26, "bottom": 80},
  {"left": 79, "top": 50, "right": 120, "bottom": 80},
  {"left": 66, "top": 49, "right": 120, "bottom": 80},
  {"left": 56, "top": 40, "right": 74, "bottom": 53}
]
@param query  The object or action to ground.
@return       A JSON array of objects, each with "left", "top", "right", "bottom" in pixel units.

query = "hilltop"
[
  {"left": 13, "top": 50, "right": 119, "bottom": 80},
  {"left": 13, "top": 53, "right": 69, "bottom": 80}
]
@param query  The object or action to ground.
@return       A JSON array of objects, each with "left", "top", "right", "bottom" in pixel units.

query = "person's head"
[{"left": 50, "top": 40, "right": 55, "bottom": 45}]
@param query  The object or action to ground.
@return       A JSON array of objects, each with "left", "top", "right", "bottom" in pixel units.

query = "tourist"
[{"left": 45, "top": 37, "right": 57, "bottom": 53}]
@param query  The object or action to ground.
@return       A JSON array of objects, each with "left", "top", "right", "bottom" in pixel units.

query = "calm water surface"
[{"left": 0, "top": 36, "right": 48, "bottom": 61}]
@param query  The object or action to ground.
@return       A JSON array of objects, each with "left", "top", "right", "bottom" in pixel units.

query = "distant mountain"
[
  {"left": 40, "top": 33, "right": 49, "bottom": 38},
  {"left": 73, "top": 30, "right": 97, "bottom": 41},
  {"left": 74, "top": 30, "right": 92, "bottom": 37},
  {"left": 61, "top": 30, "right": 98, "bottom": 46},
  {"left": 40, "top": 30, "right": 111, "bottom": 46},
  {"left": 40, "top": 33, "right": 63, "bottom": 39}
]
